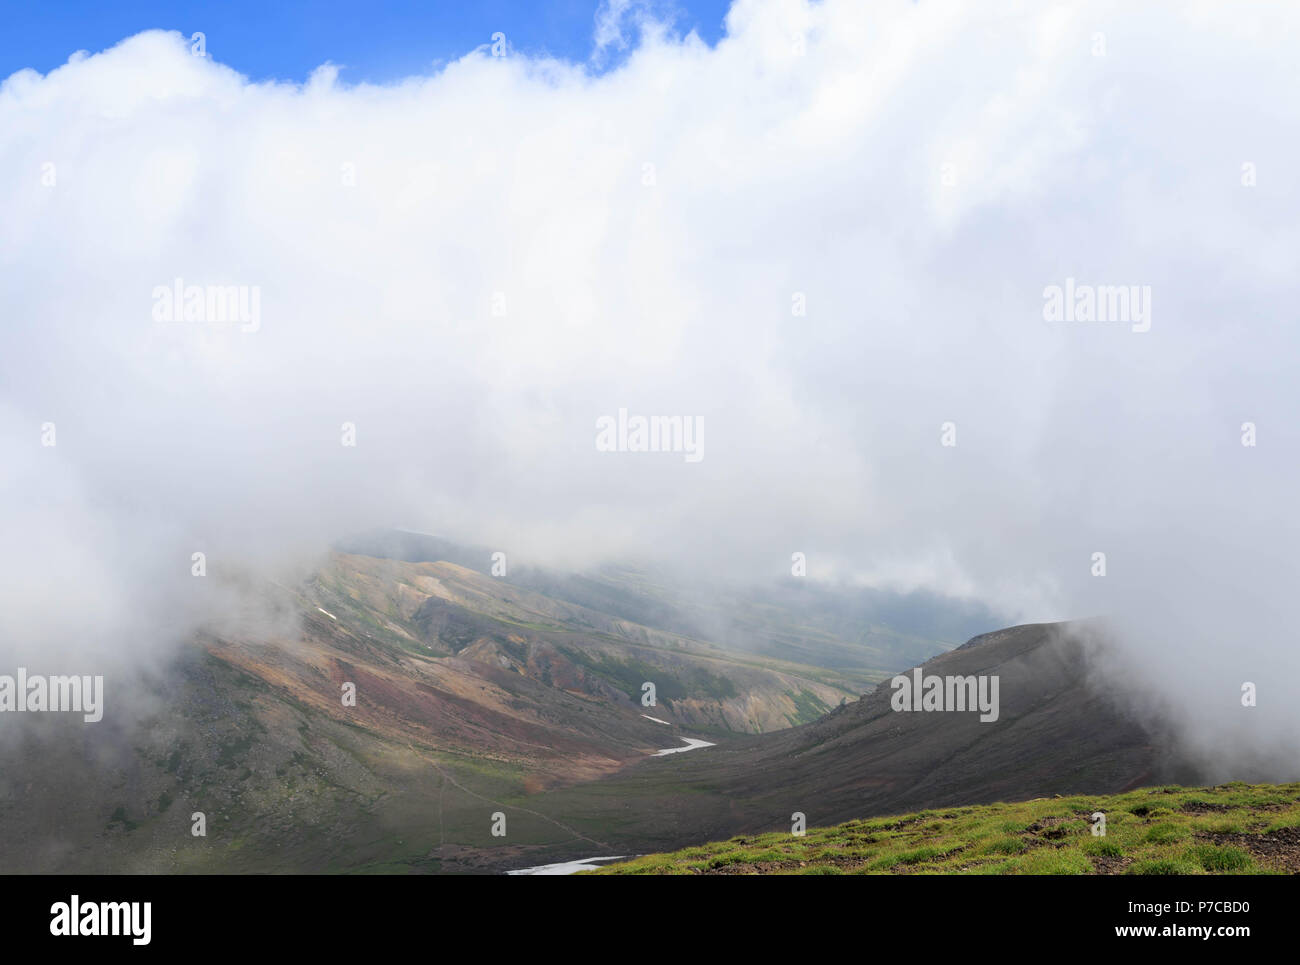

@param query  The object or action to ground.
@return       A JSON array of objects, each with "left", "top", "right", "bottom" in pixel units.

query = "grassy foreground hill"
[{"left": 589, "top": 782, "right": 1300, "bottom": 874}]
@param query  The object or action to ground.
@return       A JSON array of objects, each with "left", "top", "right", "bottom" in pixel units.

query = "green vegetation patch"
[{"left": 589, "top": 783, "right": 1300, "bottom": 875}]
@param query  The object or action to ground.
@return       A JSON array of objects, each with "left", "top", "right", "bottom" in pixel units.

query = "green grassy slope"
[{"left": 590, "top": 783, "right": 1300, "bottom": 875}]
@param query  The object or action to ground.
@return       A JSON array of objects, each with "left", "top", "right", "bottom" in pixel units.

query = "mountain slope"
[
  {"left": 0, "top": 550, "right": 874, "bottom": 872},
  {"left": 308, "top": 551, "right": 860, "bottom": 733},
  {"left": 505, "top": 622, "right": 1200, "bottom": 870},
  {"left": 0, "top": 564, "right": 1214, "bottom": 875},
  {"left": 336, "top": 529, "right": 998, "bottom": 680}
]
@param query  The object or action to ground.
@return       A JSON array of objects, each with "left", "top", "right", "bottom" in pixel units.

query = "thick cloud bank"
[{"left": 1, "top": 1, "right": 1296, "bottom": 772}]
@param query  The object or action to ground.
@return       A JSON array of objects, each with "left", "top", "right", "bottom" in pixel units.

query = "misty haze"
[{"left": 1, "top": 0, "right": 1297, "bottom": 910}]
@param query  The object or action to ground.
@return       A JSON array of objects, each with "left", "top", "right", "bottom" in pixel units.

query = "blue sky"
[{"left": 1, "top": 0, "right": 733, "bottom": 82}]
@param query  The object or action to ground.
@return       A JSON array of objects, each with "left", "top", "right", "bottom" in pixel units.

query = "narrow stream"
[{"left": 509, "top": 736, "right": 714, "bottom": 874}]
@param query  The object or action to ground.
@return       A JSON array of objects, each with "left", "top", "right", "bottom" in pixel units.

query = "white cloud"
[{"left": 1, "top": 1, "right": 1298, "bottom": 767}]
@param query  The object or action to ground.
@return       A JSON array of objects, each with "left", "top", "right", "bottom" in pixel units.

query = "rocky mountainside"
[{"left": 0, "top": 549, "right": 878, "bottom": 872}]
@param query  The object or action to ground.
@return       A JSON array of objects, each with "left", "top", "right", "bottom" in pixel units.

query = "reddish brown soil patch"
[
  {"left": 1089, "top": 855, "right": 1134, "bottom": 875},
  {"left": 1024, "top": 815, "right": 1078, "bottom": 842},
  {"left": 1180, "top": 801, "right": 1230, "bottom": 814},
  {"left": 1199, "top": 826, "right": 1300, "bottom": 873}
]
